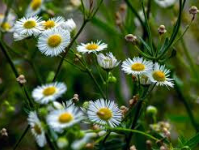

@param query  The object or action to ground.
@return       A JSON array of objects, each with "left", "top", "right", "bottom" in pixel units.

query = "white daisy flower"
[
  {"left": 97, "top": 52, "right": 120, "bottom": 70},
  {"left": 58, "top": 19, "right": 76, "bottom": 32},
  {"left": 77, "top": 41, "right": 107, "bottom": 54},
  {"left": 32, "top": 82, "right": 67, "bottom": 104},
  {"left": 28, "top": 111, "right": 46, "bottom": 147},
  {"left": 42, "top": 17, "right": 65, "bottom": 30},
  {"left": 38, "top": 28, "right": 70, "bottom": 57},
  {"left": 26, "top": 0, "right": 44, "bottom": 17},
  {"left": 154, "top": 0, "right": 176, "bottom": 8},
  {"left": 46, "top": 105, "right": 83, "bottom": 132},
  {"left": 147, "top": 63, "right": 174, "bottom": 87},
  {"left": 14, "top": 16, "right": 43, "bottom": 37},
  {"left": 87, "top": 99, "right": 122, "bottom": 127},
  {"left": 0, "top": 13, "right": 16, "bottom": 32},
  {"left": 121, "top": 57, "right": 153, "bottom": 76}
]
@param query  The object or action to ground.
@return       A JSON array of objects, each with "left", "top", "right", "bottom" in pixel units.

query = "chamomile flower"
[
  {"left": 28, "top": 111, "right": 46, "bottom": 147},
  {"left": 0, "top": 13, "right": 15, "bottom": 32},
  {"left": 26, "top": 0, "right": 44, "bottom": 17},
  {"left": 46, "top": 105, "right": 83, "bottom": 132},
  {"left": 77, "top": 41, "right": 107, "bottom": 54},
  {"left": 58, "top": 19, "right": 76, "bottom": 32},
  {"left": 122, "top": 57, "right": 153, "bottom": 76},
  {"left": 154, "top": 0, "right": 176, "bottom": 8},
  {"left": 14, "top": 16, "right": 43, "bottom": 37},
  {"left": 97, "top": 52, "right": 120, "bottom": 70},
  {"left": 37, "top": 28, "right": 70, "bottom": 57},
  {"left": 32, "top": 82, "right": 67, "bottom": 104},
  {"left": 42, "top": 17, "right": 65, "bottom": 30},
  {"left": 147, "top": 63, "right": 174, "bottom": 87},
  {"left": 87, "top": 99, "right": 122, "bottom": 127}
]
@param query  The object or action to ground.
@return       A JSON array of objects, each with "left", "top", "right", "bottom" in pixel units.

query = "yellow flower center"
[
  {"left": 33, "top": 124, "right": 42, "bottom": 135},
  {"left": 44, "top": 20, "right": 55, "bottom": 29},
  {"left": 47, "top": 35, "right": 62, "bottom": 48},
  {"left": 58, "top": 113, "right": 73, "bottom": 123},
  {"left": 131, "top": 63, "right": 145, "bottom": 71},
  {"left": 1, "top": 22, "right": 11, "bottom": 31},
  {"left": 23, "top": 20, "right": 36, "bottom": 29},
  {"left": 43, "top": 87, "right": 56, "bottom": 96},
  {"left": 86, "top": 44, "right": 99, "bottom": 50},
  {"left": 152, "top": 71, "right": 166, "bottom": 82},
  {"left": 97, "top": 107, "right": 112, "bottom": 121},
  {"left": 30, "top": 0, "right": 42, "bottom": 11}
]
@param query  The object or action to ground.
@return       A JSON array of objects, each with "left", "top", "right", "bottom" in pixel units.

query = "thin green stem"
[
  {"left": 13, "top": 125, "right": 30, "bottom": 150},
  {"left": 134, "top": 45, "right": 155, "bottom": 60}
]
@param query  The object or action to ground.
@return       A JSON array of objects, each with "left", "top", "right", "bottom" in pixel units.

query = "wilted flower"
[{"left": 97, "top": 52, "right": 120, "bottom": 70}]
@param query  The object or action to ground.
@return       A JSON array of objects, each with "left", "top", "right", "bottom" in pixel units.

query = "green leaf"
[
  {"left": 138, "top": 36, "right": 152, "bottom": 54},
  {"left": 184, "top": 133, "right": 199, "bottom": 149}
]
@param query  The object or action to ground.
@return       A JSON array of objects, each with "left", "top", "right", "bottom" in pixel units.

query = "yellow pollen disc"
[
  {"left": 33, "top": 124, "right": 42, "bottom": 134},
  {"left": 152, "top": 71, "right": 166, "bottom": 82},
  {"left": 97, "top": 107, "right": 112, "bottom": 121},
  {"left": 1, "top": 22, "right": 11, "bottom": 31},
  {"left": 23, "top": 20, "right": 36, "bottom": 29},
  {"left": 31, "top": 0, "right": 42, "bottom": 11},
  {"left": 44, "top": 20, "right": 55, "bottom": 29},
  {"left": 58, "top": 113, "right": 73, "bottom": 123},
  {"left": 48, "top": 35, "right": 62, "bottom": 48},
  {"left": 86, "top": 44, "right": 99, "bottom": 50},
  {"left": 131, "top": 63, "right": 145, "bottom": 71},
  {"left": 43, "top": 87, "right": 56, "bottom": 96}
]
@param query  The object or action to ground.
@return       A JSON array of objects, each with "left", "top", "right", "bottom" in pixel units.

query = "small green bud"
[
  {"left": 108, "top": 76, "right": 117, "bottom": 83},
  {"left": 3, "top": 100, "right": 10, "bottom": 106},
  {"left": 38, "top": 108, "right": 48, "bottom": 116},
  {"left": 78, "top": 131, "right": 85, "bottom": 138},
  {"left": 46, "top": 71, "right": 55, "bottom": 82},
  {"left": 57, "top": 137, "right": 69, "bottom": 149},
  {"left": 146, "top": 106, "right": 157, "bottom": 116},
  {"left": 83, "top": 101, "right": 89, "bottom": 109}
]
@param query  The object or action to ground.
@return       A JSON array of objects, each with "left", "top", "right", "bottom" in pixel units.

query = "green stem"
[
  {"left": 110, "top": 127, "right": 159, "bottom": 141},
  {"left": 13, "top": 125, "right": 30, "bottom": 150},
  {"left": 134, "top": 45, "right": 155, "bottom": 60}
]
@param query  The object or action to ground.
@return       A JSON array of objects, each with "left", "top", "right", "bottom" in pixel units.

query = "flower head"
[
  {"left": 38, "top": 28, "right": 70, "bottom": 57},
  {"left": 147, "top": 63, "right": 174, "bottom": 87},
  {"left": 97, "top": 52, "right": 120, "bottom": 70},
  {"left": 26, "top": 0, "right": 44, "bottom": 17},
  {"left": 28, "top": 111, "right": 46, "bottom": 147},
  {"left": 32, "top": 82, "right": 67, "bottom": 104},
  {"left": 59, "top": 19, "right": 76, "bottom": 32},
  {"left": 42, "top": 17, "right": 65, "bottom": 30},
  {"left": 87, "top": 99, "right": 122, "bottom": 127},
  {"left": 77, "top": 41, "right": 107, "bottom": 54},
  {"left": 46, "top": 105, "right": 83, "bottom": 132},
  {"left": 0, "top": 13, "right": 15, "bottom": 32},
  {"left": 14, "top": 16, "right": 43, "bottom": 37},
  {"left": 122, "top": 57, "right": 153, "bottom": 76}
]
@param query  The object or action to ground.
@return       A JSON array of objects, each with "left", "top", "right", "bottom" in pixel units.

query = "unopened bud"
[
  {"left": 57, "top": 137, "right": 69, "bottom": 149},
  {"left": 160, "top": 146, "right": 167, "bottom": 150},
  {"left": 129, "top": 95, "right": 139, "bottom": 107},
  {"left": 16, "top": 75, "right": 26, "bottom": 84},
  {"left": 125, "top": 34, "right": 137, "bottom": 43},
  {"left": 83, "top": 101, "right": 89, "bottom": 109},
  {"left": 189, "top": 6, "right": 199, "bottom": 15},
  {"left": 72, "top": 94, "right": 79, "bottom": 103},
  {"left": 158, "top": 25, "right": 167, "bottom": 35},
  {"left": 130, "top": 145, "right": 137, "bottom": 150},
  {"left": 146, "top": 140, "right": 152, "bottom": 149},
  {"left": 120, "top": 106, "right": 129, "bottom": 115},
  {"left": 92, "top": 124, "right": 100, "bottom": 130},
  {"left": 119, "top": 4, "right": 127, "bottom": 13},
  {"left": 146, "top": 105, "right": 157, "bottom": 116},
  {"left": 1, "top": 128, "right": 8, "bottom": 137}
]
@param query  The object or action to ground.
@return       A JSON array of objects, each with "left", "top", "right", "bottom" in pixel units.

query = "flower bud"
[
  {"left": 129, "top": 95, "right": 139, "bottom": 107},
  {"left": 120, "top": 106, "right": 129, "bottom": 115},
  {"left": 160, "top": 146, "right": 167, "bottom": 150},
  {"left": 146, "top": 105, "right": 157, "bottom": 116},
  {"left": 119, "top": 4, "right": 127, "bottom": 13},
  {"left": 83, "top": 101, "right": 89, "bottom": 109},
  {"left": 46, "top": 71, "right": 55, "bottom": 82},
  {"left": 146, "top": 140, "right": 152, "bottom": 149},
  {"left": 130, "top": 145, "right": 137, "bottom": 150},
  {"left": 1, "top": 128, "right": 8, "bottom": 137},
  {"left": 125, "top": 34, "right": 137, "bottom": 43},
  {"left": 57, "top": 137, "right": 69, "bottom": 149},
  {"left": 38, "top": 108, "right": 48, "bottom": 116},
  {"left": 85, "top": 143, "right": 94, "bottom": 149},
  {"left": 158, "top": 25, "right": 167, "bottom": 35},
  {"left": 72, "top": 94, "right": 79, "bottom": 103},
  {"left": 7, "top": 106, "right": 15, "bottom": 113},
  {"left": 92, "top": 124, "right": 100, "bottom": 130},
  {"left": 16, "top": 75, "right": 26, "bottom": 84},
  {"left": 108, "top": 76, "right": 117, "bottom": 83},
  {"left": 189, "top": 6, "right": 199, "bottom": 15}
]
